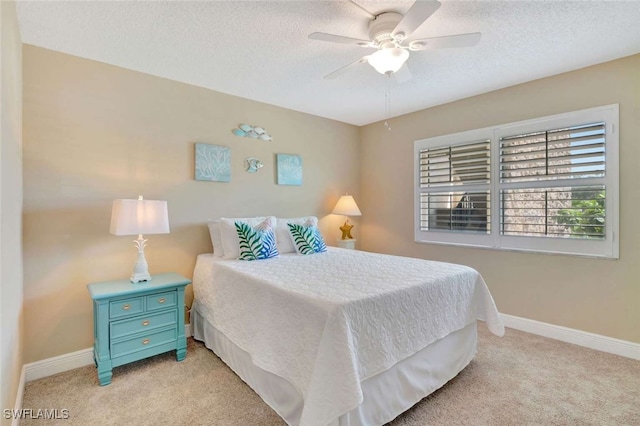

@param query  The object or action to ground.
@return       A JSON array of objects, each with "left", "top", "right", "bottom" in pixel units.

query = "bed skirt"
[{"left": 191, "top": 300, "right": 478, "bottom": 426}]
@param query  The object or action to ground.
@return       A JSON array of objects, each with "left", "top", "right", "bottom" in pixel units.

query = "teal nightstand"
[{"left": 87, "top": 273, "right": 190, "bottom": 385}]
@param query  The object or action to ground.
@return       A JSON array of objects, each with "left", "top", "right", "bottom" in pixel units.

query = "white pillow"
[
  {"left": 219, "top": 216, "right": 276, "bottom": 259},
  {"left": 275, "top": 216, "right": 318, "bottom": 254},
  {"left": 207, "top": 220, "right": 224, "bottom": 258}
]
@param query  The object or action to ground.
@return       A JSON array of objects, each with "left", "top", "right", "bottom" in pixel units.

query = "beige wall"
[
  {"left": 22, "top": 46, "right": 360, "bottom": 363},
  {"left": 0, "top": 0, "right": 24, "bottom": 420},
  {"left": 360, "top": 54, "right": 640, "bottom": 344},
  {"left": 21, "top": 44, "right": 640, "bottom": 365}
]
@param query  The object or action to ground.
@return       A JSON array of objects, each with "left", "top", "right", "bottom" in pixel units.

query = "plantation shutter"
[
  {"left": 498, "top": 122, "right": 607, "bottom": 239},
  {"left": 418, "top": 139, "right": 491, "bottom": 234},
  {"left": 420, "top": 140, "right": 491, "bottom": 187},
  {"left": 415, "top": 104, "right": 618, "bottom": 258},
  {"left": 500, "top": 122, "right": 605, "bottom": 183}
]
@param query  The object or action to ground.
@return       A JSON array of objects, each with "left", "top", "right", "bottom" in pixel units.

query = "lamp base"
[
  {"left": 339, "top": 219, "right": 354, "bottom": 240},
  {"left": 130, "top": 235, "right": 151, "bottom": 283},
  {"left": 130, "top": 271, "right": 151, "bottom": 283}
]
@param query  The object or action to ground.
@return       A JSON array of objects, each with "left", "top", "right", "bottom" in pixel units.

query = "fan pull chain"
[{"left": 384, "top": 73, "right": 392, "bottom": 131}]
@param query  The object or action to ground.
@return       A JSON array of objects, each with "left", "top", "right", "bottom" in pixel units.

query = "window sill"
[{"left": 414, "top": 238, "right": 618, "bottom": 260}]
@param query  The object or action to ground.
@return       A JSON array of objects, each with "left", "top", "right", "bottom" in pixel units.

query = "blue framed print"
[
  {"left": 195, "top": 143, "right": 231, "bottom": 182},
  {"left": 276, "top": 154, "right": 302, "bottom": 186}
]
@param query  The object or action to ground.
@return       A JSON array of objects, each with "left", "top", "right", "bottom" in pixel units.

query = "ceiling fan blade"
[
  {"left": 323, "top": 56, "right": 369, "bottom": 80},
  {"left": 349, "top": 0, "right": 375, "bottom": 19},
  {"left": 309, "top": 32, "right": 372, "bottom": 47},
  {"left": 409, "top": 32, "right": 482, "bottom": 51},
  {"left": 394, "top": 64, "right": 413, "bottom": 84},
  {"left": 392, "top": 0, "right": 441, "bottom": 39}
]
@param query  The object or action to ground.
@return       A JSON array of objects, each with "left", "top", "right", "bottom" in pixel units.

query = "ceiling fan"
[{"left": 309, "top": 0, "right": 481, "bottom": 79}]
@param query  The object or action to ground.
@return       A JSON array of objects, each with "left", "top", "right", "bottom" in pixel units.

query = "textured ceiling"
[{"left": 15, "top": 0, "right": 640, "bottom": 126}]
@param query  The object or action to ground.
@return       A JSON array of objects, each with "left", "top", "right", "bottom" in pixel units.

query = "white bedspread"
[{"left": 193, "top": 248, "right": 504, "bottom": 426}]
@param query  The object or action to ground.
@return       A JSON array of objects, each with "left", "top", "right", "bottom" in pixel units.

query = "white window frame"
[{"left": 414, "top": 104, "right": 619, "bottom": 259}]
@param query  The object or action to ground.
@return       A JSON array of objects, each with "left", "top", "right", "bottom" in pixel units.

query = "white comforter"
[{"left": 193, "top": 248, "right": 504, "bottom": 426}]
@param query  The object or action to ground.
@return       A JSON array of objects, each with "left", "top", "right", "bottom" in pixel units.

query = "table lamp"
[
  {"left": 110, "top": 195, "right": 170, "bottom": 283},
  {"left": 332, "top": 194, "right": 362, "bottom": 240}
]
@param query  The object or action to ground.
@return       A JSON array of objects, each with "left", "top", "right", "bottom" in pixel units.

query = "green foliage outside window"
[{"left": 557, "top": 190, "right": 605, "bottom": 238}]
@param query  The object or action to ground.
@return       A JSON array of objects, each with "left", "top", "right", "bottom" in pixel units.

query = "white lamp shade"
[
  {"left": 368, "top": 48, "right": 410, "bottom": 74},
  {"left": 332, "top": 195, "right": 362, "bottom": 216},
  {"left": 110, "top": 198, "right": 170, "bottom": 236}
]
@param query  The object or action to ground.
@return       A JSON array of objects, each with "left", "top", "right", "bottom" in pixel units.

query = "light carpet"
[{"left": 21, "top": 326, "right": 640, "bottom": 425}]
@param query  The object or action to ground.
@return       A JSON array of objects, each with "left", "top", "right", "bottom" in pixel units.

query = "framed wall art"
[
  {"left": 195, "top": 143, "right": 231, "bottom": 182},
  {"left": 276, "top": 154, "right": 302, "bottom": 186}
]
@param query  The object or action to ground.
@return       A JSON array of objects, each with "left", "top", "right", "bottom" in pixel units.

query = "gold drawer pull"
[
  {"left": 158, "top": 298, "right": 166, "bottom": 304},
  {"left": 123, "top": 304, "right": 131, "bottom": 310},
  {"left": 142, "top": 339, "right": 150, "bottom": 345},
  {"left": 142, "top": 320, "right": 150, "bottom": 326}
]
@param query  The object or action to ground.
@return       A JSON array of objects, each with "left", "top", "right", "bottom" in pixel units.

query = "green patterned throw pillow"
[
  {"left": 287, "top": 222, "right": 328, "bottom": 255},
  {"left": 235, "top": 220, "right": 279, "bottom": 261}
]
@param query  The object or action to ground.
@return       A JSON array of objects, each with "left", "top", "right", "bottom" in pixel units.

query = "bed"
[{"left": 191, "top": 244, "right": 504, "bottom": 426}]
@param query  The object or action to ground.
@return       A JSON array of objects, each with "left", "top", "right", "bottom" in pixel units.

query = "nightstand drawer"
[
  {"left": 110, "top": 309, "right": 177, "bottom": 340},
  {"left": 109, "top": 297, "right": 144, "bottom": 319},
  {"left": 146, "top": 291, "right": 176, "bottom": 311},
  {"left": 111, "top": 327, "right": 177, "bottom": 359}
]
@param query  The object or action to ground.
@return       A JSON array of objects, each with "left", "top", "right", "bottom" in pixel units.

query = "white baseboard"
[
  {"left": 500, "top": 313, "right": 640, "bottom": 360},
  {"left": 25, "top": 347, "right": 94, "bottom": 382},
  {"left": 25, "top": 324, "right": 192, "bottom": 382},
  {"left": 11, "top": 366, "right": 26, "bottom": 426}
]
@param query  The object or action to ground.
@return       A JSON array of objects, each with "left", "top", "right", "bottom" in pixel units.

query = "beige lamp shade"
[
  {"left": 110, "top": 197, "right": 170, "bottom": 236},
  {"left": 332, "top": 195, "right": 362, "bottom": 217}
]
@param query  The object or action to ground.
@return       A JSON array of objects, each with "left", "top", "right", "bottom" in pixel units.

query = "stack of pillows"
[{"left": 208, "top": 216, "right": 327, "bottom": 261}]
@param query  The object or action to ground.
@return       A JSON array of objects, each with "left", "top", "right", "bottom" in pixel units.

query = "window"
[{"left": 414, "top": 105, "right": 618, "bottom": 258}]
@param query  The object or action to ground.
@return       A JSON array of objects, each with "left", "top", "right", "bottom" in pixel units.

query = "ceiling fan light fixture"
[{"left": 368, "top": 48, "right": 409, "bottom": 75}]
